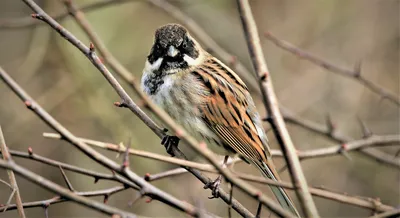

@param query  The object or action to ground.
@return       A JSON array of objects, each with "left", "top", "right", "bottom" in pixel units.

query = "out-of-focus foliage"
[{"left": 0, "top": 0, "right": 398, "bottom": 217}]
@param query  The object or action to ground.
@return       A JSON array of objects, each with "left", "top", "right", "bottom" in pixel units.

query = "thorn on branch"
[
  {"left": 357, "top": 117, "right": 372, "bottom": 139},
  {"left": 260, "top": 72, "right": 268, "bottom": 81},
  {"left": 103, "top": 194, "right": 109, "bottom": 204},
  {"left": 144, "top": 173, "right": 151, "bottom": 181},
  {"left": 255, "top": 201, "right": 262, "bottom": 218},
  {"left": 122, "top": 145, "right": 130, "bottom": 169},
  {"left": 325, "top": 114, "right": 336, "bottom": 136},
  {"left": 42, "top": 202, "right": 49, "bottom": 218},
  {"left": 262, "top": 116, "right": 273, "bottom": 124},
  {"left": 94, "top": 176, "right": 99, "bottom": 184},
  {"left": 354, "top": 60, "right": 362, "bottom": 78},
  {"left": 114, "top": 101, "right": 128, "bottom": 108},
  {"left": 89, "top": 42, "right": 95, "bottom": 53},
  {"left": 31, "top": 13, "right": 43, "bottom": 20},
  {"left": 24, "top": 100, "right": 34, "bottom": 110},
  {"left": 339, "top": 144, "right": 352, "bottom": 161}
]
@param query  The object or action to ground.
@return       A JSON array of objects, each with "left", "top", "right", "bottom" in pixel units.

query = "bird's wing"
[{"left": 193, "top": 57, "right": 270, "bottom": 163}]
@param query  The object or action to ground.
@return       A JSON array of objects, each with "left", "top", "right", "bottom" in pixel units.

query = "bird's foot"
[
  {"left": 161, "top": 135, "right": 180, "bottom": 157},
  {"left": 204, "top": 175, "right": 222, "bottom": 199}
]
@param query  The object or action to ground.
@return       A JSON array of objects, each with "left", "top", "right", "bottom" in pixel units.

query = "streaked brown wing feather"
[{"left": 194, "top": 57, "right": 268, "bottom": 163}]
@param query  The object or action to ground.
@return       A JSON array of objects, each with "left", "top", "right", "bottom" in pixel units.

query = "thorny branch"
[
  {"left": 236, "top": 0, "right": 319, "bottom": 217},
  {"left": 0, "top": 185, "right": 127, "bottom": 212},
  {"left": 0, "top": 157, "right": 136, "bottom": 217},
  {"left": 264, "top": 31, "right": 399, "bottom": 106}
]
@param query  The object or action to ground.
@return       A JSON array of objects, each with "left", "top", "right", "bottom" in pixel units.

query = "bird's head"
[{"left": 146, "top": 23, "right": 204, "bottom": 73}]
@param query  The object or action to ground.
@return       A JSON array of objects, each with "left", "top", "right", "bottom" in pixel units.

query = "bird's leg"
[
  {"left": 204, "top": 155, "right": 229, "bottom": 199},
  {"left": 161, "top": 135, "right": 180, "bottom": 157}
]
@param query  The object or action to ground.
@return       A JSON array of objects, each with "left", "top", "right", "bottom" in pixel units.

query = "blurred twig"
[
  {"left": 0, "top": 157, "right": 136, "bottom": 217},
  {"left": 0, "top": 0, "right": 135, "bottom": 29},
  {"left": 368, "top": 209, "right": 400, "bottom": 218},
  {"left": 0, "top": 186, "right": 127, "bottom": 212},
  {"left": 236, "top": 0, "right": 318, "bottom": 217},
  {"left": 0, "top": 126, "right": 26, "bottom": 217},
  {"left": 264, "top": 31, "right": 399, "bottom": 106},
  {"left": 282, "top": 110, "right": 400, "bottom": 168}
]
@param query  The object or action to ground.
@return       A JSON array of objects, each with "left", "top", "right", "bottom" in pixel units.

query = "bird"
[{"left": 141, "top": 23, "right": 299, "bottom": 216}]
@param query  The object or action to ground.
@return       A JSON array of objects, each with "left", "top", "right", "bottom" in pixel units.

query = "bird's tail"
[{"left": 255, "top": 160, "right": 300, "bottom": 217}]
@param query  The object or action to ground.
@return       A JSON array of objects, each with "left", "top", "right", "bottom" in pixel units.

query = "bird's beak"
[{"left": 167, "top": 46, "right": 178, "bottom": 57}]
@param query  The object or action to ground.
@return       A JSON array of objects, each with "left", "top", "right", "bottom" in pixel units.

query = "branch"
[
  {"left": 282, "top": 110, "right": 400, "bottom": 168},
  {"left": 0, "top": 126, "right": 26, "bottom": 217},
  {"left": 0, "top": 63, "right": 197, "bottom": 216},
  {"left": 0, "top": 158, "right": 135, "bottom": 217},
  {"left": 264, "top": 32, "right": 399, "bottom": 106},
  {"left": 146, "top": 168, "right": 394, "bottom": 213},
  {"left": 369, "top": 209, "right": 400, "bottom": 218},
  {"left": 0, "top": 0, "right": 135, "bottom": 29},
  {"left": 236, "top": 0, "right": 319, "bottom": 217},
  {"left": 1, "top": 186, "right": 126, "bottom": 212}
]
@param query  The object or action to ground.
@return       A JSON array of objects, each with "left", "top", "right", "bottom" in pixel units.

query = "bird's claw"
[
  {"left": 204, "top": 175, "right": 222, "bottom": 199},
  {"left": 161, "top": 135, "right": 180, "bottom": 157}
]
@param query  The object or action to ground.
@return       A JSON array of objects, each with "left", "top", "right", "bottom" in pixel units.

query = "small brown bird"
[{"left": 141, "top": 23, "right": 299, "bottom": 216}]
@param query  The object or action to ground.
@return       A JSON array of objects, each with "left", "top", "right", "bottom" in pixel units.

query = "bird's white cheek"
[
  {"left": 183, "top": 54, "right": 202, "bottom": 66},
  {"left": 145, "top": 58, "right": 163, "bottom": 71}
]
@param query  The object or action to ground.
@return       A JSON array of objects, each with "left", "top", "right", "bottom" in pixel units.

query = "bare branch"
[
  {"left": 0, "top": 158, "right": 136, "bottom": 217},
  {"left": 58, "top": 166, "right": 75, "bottom": 192},
  {"left": 264, "top": 31, "right": 399, "bottom": 106},
  {"left": 0, "top": 0, "right": 135, "bottom": 29},
  {"left": 0, "top": 126, "right": 26, "bottom": 218},
  {"left": 236, "top": 0, "right": 318, "bottom": 216},
  {"left": 281, "top": 110, "right": 400, "bottom": 168},
  {"left": 1, "top": 186, "right": 127, "bottom": 212}
]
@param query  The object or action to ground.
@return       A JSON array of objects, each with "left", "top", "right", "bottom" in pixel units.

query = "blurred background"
[{"left": 0, "top": 0, "right": 399, "bottom": 217}]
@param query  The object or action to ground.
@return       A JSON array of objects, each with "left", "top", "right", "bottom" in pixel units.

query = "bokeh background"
[{"left": 0, "top": 0, "right": 399, "bottom": 217}]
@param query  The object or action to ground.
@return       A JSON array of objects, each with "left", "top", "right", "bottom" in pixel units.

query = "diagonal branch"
[
  {"left": 264, "top": 32, "right": 399, "bottom": 106},
  {"left": 0, "top": 126, "right": 26, "bottom": 218},
  {"left": 0, "top": 63, "right": 198, "bottom": 216},
  {"left": 236, "top": 0, "right": 319, "bottom": 217}
]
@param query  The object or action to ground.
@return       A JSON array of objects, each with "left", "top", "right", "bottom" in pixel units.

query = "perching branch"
[{"left": 236, "top": 0, "right": 319, "bottom": 217}]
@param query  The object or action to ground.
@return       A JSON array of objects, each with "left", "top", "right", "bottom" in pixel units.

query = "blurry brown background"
[{"left": 0, "top": 0, "right": 399, "bottom": 217}]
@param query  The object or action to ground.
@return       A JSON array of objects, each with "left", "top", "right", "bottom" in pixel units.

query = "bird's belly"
[{"left": 148, "top": 77, "right": 232, "bottom": 156}]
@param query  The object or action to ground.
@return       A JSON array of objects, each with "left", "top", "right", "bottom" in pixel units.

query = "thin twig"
[
  {"left": 58, "top": 166, "right": 75, "bottom": 192},
  {"left": 0, "top": 0, "right": 135, "bottom": 29},
  {"left": 264, "top": 31, "right": 399, "bottom": 106},
  {"left": 0, "top": 126, "right": 26, "bottom": 218},
  {"left": 0, "top": 158, "right": 136, "bottom": 217},
  {"left": 281, "top": 109, "right": 400, "bottom": 168},
  {"left": 0, "top": 186, "right": 127, "bottom": 212},
  {"left": 368, "top": 209, "right": 400, "bottom": 218},
  {"left": 236, "top": 0, "right": 319, "bottom": 217}
]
